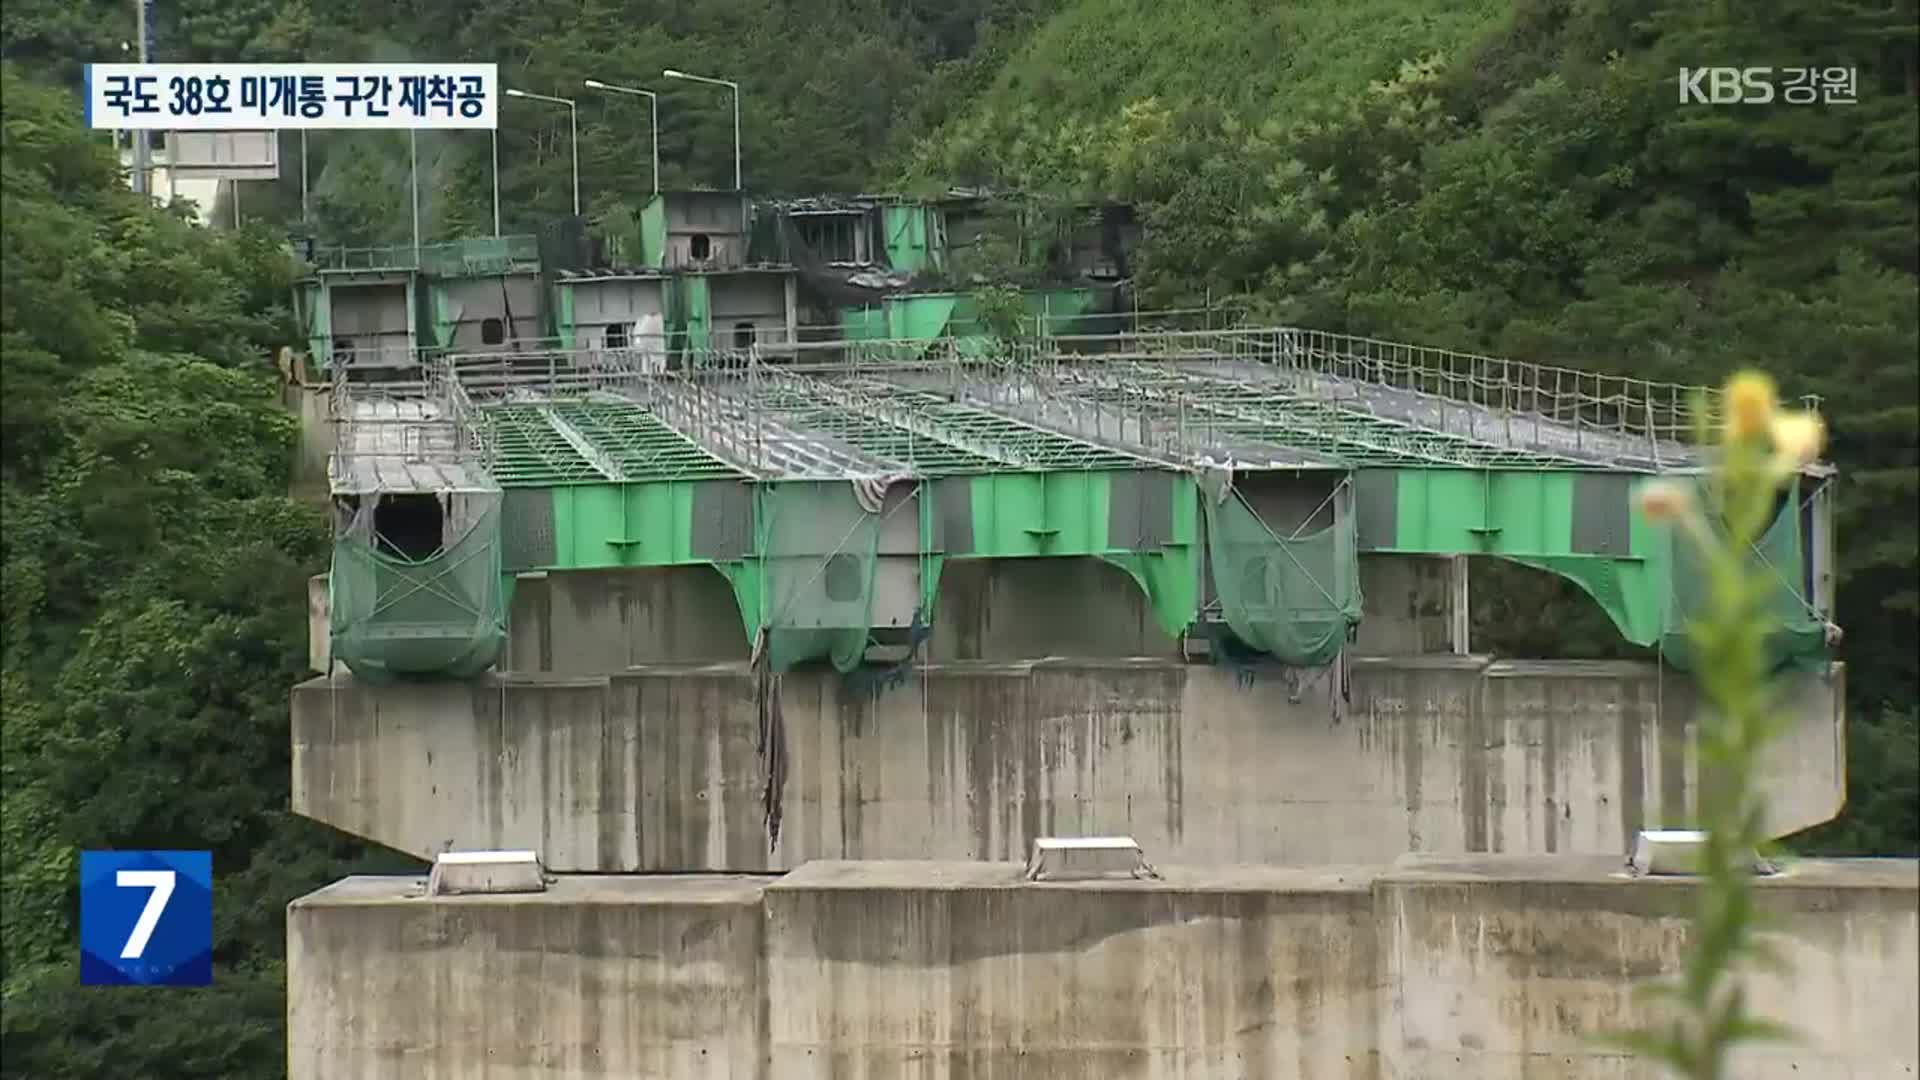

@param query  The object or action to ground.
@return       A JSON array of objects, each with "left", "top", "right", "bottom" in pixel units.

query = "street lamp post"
[
  {"left": 409, "top": 129, "right": 420, "bottom": 254},
  {"left": 582, "top": 79, "right": 660, "bottom": 196},
  {"left": 299, "top": 129, "right": 310, "bottom": 223},
  {"left": 490, "top": 128, "right": 501, "bottom": 236},
  {"left": 661, "top": 69, "right": 739, "bottom": 191},
  {"left": 504, "top": 88, "right": 580, "bottom": 216}
]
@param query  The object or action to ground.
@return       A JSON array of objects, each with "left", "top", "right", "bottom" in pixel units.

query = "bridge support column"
[{"left": 1356, "top": 555, "right": 1459, "bottom": 655}]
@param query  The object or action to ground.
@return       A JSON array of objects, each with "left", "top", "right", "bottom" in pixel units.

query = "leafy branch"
[{"left": 1617, "top": 372, "right": 1826, "bottom": 1079}]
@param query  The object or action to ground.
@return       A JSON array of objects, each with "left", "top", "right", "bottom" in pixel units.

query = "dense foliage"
[
  {"left": 2, "top": 0, "right": 1059, "bottom": 238},
  {"left": 903, "top": 0, "right": 1919, "bottom": 853},
  {"left": 0, "top": 0, "right": 1915, "bottom": 1075},
  {"left": 0, "top": 68, "right": 415, "bottom": 1078}
]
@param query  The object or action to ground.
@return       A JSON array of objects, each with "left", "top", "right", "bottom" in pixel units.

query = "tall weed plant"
[{"left": 1621, "top": 372, "right": 1827, "bottom": 1079}]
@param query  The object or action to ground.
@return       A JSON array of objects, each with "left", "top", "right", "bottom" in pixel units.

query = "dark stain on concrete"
[
  {"left": 1617, "top": 692, "right": 1645, "bottom": 847},
  {"left": 828, "top": 676, "right": 870, "bottom": 863},
  {"left": 1541, "top": 688, "right": 1561, "bottom": 855},
  {"left": 1159, "top": 667, "right": 1187, "bottom": 842},
  {"left": 1396, "top": 677, "right": 1424, "bottom": 852},
  {"left": 1657, "top": 676, "right": 1691, "bottom": 827},
  {"left": 941, "top": 561, "right": 988, "bottom": 661},
  {"left": 600, "top": 680, "right": 631, "bottom": 872},
  {"left": 1461, "top": 669, "right": 1490, "bottom": 853},
  {"left": 474, "top": 679, "right": 505, "bottom": 846},
  {"left": 787, "top": 886, "right": 1372, "bottom": 969}
]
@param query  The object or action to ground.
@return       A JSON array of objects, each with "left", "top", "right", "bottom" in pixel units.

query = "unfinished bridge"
[
  {"left": 295, "top": 321, "right": 1845, "bottom": 873},
  {"left": 286, "top": 321, "right": 1900, "bottom": 1080},
  {"left": 322, "top": 324, "right": 1833, "bottom": 678}
]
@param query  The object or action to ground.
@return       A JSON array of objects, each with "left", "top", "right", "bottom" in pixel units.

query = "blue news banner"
[{"left": 79, "top": 850, "right": 213, "bottom": 986}]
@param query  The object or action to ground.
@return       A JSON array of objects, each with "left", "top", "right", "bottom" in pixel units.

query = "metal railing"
[
  {"left": 303, "top": 235, "right": 541, "bottom": 275},
  {"left": 329, "top": 380, "right": 485, "bottom": 491}
]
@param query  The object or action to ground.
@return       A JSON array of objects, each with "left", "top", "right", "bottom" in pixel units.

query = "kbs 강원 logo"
[
  {"left": 1677, "top": 67, "right": 1859, "bottom": 105},
  {"left": 79, "top": 851, "right": 213, "bottom": 986}
]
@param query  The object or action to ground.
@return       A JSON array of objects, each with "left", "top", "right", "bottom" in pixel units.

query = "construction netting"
[
  {"left": 1201, "top": 474, "right": 1363, "bottom": 667},
  {"left": 753, "top": 480, "right": 887, "bottom": 674},
  {"left": 1658, "top": 477, "right": 1829, "bottom": 674},
  {"left": 729, "top": 477, "right": 927, "bottom": 850},
  {"left": 329, "top": 494, "right": 509, "bottom": 682}
]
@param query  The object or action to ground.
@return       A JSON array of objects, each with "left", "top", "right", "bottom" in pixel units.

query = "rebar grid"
[
  {"left": 831, "top": 376, "right": 1168, "bottom": 472},
  {"left": 335, "top": 320, "right": 1814, "bottom": 459},
  {"left": 1032, "top": 360, "right": 1606, "bottom": 471},
  {"left": 328, "top": 324, "right": 1791, "bottom": 492},
  {"left": 744, "top": 376, "right": 1006, "bottom": 475}
]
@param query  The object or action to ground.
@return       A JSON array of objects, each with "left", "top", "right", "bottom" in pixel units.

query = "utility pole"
[{"left": 131, "top": 0, "right": 151, "bottom": 197}]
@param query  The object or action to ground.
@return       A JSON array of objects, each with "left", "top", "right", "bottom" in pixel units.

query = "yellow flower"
[
  {"left": 1770, "top": 412, "right": 1825, "bottom": 469},
  {"left": 1638, "top": 480, "right": 1694, "bottom": 523},
  {"left": 1724, "top": 372, "right": 1778, "bottom": 442}
]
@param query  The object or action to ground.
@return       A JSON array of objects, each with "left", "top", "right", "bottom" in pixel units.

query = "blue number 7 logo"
[
  {"left": 114, "top": 869, "right": 176, "bottom": 958},
  {"left": 80, "top": 851, "right": 212, "bottom": 986}
]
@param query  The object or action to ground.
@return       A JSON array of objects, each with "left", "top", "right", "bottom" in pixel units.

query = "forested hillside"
[
  {"left": 0, "top": 68, "right": 427, "bottom": 1077},
  {"left": 2, "top": 0, "right": 1916, "bottom": 1074},
  {"left": 3, "top": 0, "right": 1060, "bottom": 237},
  {"left": 902, "top": 0, "right": 1919, "bottom": 851}
]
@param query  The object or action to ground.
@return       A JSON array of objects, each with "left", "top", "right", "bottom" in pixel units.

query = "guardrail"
[{"left": 301, "top": 235, "right": 542, "bottom": 275}]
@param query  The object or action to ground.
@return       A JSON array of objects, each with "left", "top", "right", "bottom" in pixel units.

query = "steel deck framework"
[{"left": 324, "top": 325, "right": 1779, "bottom": 493}]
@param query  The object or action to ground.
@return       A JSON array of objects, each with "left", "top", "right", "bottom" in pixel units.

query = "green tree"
[{"left": 1, "top": 66, "right": 411, "bottom": 1079}]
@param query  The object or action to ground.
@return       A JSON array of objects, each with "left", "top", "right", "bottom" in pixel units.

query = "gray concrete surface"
[
  {"left": 1353, "top": 555, "right": 1457, "bottom": 654},
  {"left": 287, "top": 874, "right": 771, "bottom": 1079},
  {"left": 502, "top": 566, "right": 754, "bottom": 671},
  {"left": 474, "top": 554, "right": 1462, "bottom": 674},
  {"left": 287, "top": 855, "right": 1919, "bottom": 1079},
  {"left": 290, "top": 657, "right": 1845, "bottom": 873},
  {"left": 1379, "top": 855, "right": 1920, "bottom": 1079},
  {"left": 930, "top": 557, "right": 1181, "bottom": 661}
]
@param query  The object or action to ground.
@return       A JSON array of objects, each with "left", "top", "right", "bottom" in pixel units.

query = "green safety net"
[
  {"left": 1659, "top": 477, "right": 1828, "bottom": 674},
  {"left": 756, "top": 481, "right": 885, "bottom": 674},
  {"left": 1202, "top": 481, "right": 1363, "bottom": 667},
  {"left": 1506, "top": 553, "right": 1664, "bottom": 651},
  {"left": 329, "top": 497, "right": 509, "bottom": 683},
  {"left": 1103, "top": 551, "right": 1202, "bottom": 641}
]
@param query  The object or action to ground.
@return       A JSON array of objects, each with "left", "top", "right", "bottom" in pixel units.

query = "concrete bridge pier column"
[{"left": 1356, "top": 554, "right": 1465, "bottom": 655}]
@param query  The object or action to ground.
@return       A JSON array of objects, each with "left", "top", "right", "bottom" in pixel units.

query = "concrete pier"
[
  {"left": 291, "top": 658, "right": 1845, "bottom": 873},
  {"left": 287, "top": 854, "right": 1920, "bottom": 1079}
]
